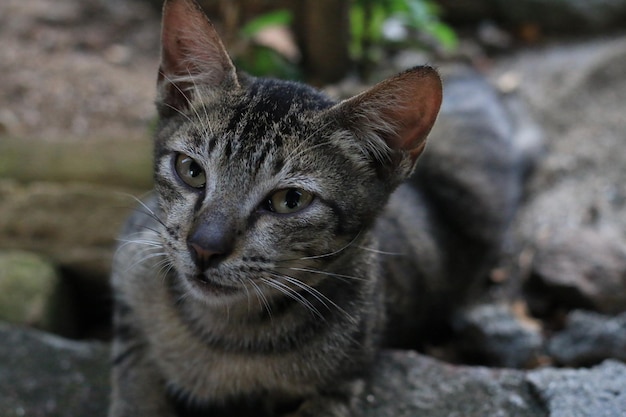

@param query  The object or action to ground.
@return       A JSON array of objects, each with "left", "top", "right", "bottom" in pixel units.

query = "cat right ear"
[
  {"left": 157, "top": 0, "right": 239, "bottom": 117},
  {"left": 330, "top": 66, "right": 442, "bottom": 180}
]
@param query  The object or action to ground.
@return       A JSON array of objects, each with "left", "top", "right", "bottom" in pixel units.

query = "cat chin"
[{"left": 180, "top": 272, "right": 244, "bottom": 302}]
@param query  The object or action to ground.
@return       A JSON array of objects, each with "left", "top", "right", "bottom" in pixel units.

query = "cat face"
[
  {"left": 151, "top": 0, "right": 441, "bottom": 306},
  {"left": 153, "top": 80, "right": 390, "bottom": 305}
]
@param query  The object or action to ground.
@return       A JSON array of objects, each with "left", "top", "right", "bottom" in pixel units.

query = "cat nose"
[{"left": 187, "top": 222, "right": 235, "bottom": 271}]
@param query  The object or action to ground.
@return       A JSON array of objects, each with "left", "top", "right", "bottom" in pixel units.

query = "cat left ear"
[
  {"left": 157, "top": 0, "right": 239, "bottom": 116},
  {"left": 333, "top": 66, "right": 442, "bottom": 177}
]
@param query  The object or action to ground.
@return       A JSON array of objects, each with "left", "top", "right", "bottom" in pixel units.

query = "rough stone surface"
[
  {"left": 529, "top": 228, "right": 626, "bottom": 314},
  {"left": 3, "top": 324, "right": 626, "bottom": 417},
  {"left": 2, "top": 0, "right": 626, "bottom": 415},
  {"left": 364, "top": 350, "right": 544, "bottom": 417},
  {"left": 438, "top": 0, "right": 626, "bottom": 33},
  {"left": 0, "top": 180, "right": 137, "bottom": 284},
  {"left": 0, "top": 252, "right": 64, "bottom": 331},
  {"left": 527, "top": 360, "right": 626, "bottom": 417},
  {"left": 493, "top": 35, "right": 626, "bottom": 322},
  {"left": 452, "top": 303, "right": 543, "bottom": 368},
  {"left": 548, "top": 310, "right": 626, "bottom": 367},
  {"left": 0, "top": 323, "right": 110, "bottom": 417}
]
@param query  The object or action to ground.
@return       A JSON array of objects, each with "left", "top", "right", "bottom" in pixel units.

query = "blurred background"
[{"left": 1, "top": 0, "right": 626, "bottom": 359}]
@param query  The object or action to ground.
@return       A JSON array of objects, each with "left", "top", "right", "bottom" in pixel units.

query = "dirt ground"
[{"left": 1, "top": 0, "right": 161, "bottom": 141}]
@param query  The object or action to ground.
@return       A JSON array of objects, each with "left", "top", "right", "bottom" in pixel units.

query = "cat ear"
[
  {"left": 157, "top": 0, "right": 239, "bottom": 116},
  {"left": 332, "top": 66, "right": 442, "bottom": 177}
]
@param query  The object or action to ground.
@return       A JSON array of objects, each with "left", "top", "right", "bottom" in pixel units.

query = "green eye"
[
  {"left": 267, "top": 188, "right": 313, "bottom": 214},
  {"left": 175, "top": 154, "right": 206, "bottom": 189}
]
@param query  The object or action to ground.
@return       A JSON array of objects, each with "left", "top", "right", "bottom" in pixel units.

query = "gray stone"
[
  {"left": 364, "top": 350, "right": 544, "bottom": 417},
  {"left": 3, "top": 324, "right": 626, "bottom": 417},
  {"left": 0, "top": 180, "right": 139, "bottom": 285},
  {"left": 453, "top": 303, "right": 543, "bottom": 368},
  {"left": 0, "top": 323, "right": 109, "bottom": 417},
  {"left": 527, "top": 360, "right": 626, "bottom": 417},
  {"left": 438, "top": 0, "right": 626, "bottom": 33},
  {"left": 0, "top": 251, "right": 76, "bottom": 335},
  {"left": 529, "top": 228, "right": 626, "bottom": 314},
  {"left": 548, "top": 310, "right": 626, "bottom": 366},
  {"left": 493, "top": 35, "right": 626, "bottom": 321}
]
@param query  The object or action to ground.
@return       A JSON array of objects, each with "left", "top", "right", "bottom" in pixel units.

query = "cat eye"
[
  {"left": 175, "top": 154, "right": 206, "bottom": 189},
  {"left": 266, "top": 188, "right": 313, "bottom": 214}
]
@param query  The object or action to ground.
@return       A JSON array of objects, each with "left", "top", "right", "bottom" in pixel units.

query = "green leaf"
[{"left": 240, "top": 10, "right": 292, "bottom": 38}]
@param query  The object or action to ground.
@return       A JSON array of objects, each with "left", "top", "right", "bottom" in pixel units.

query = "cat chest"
[{"left": 142, "top": 297, "right": 326, "bottom": 401}]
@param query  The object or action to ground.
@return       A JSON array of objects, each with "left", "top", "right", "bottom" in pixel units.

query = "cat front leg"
[
  {"left": 109, "top": 304, "right": 176, "bottom": 417},
  {"left": 286, "top": 380, "right": 364, "bottom": 417},
  {"left": 109, "top": 357, "right": 176, "bottom": 417}
]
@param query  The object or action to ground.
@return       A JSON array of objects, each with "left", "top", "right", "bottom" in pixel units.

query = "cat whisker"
[
  {"left": 355, "top": 246, "right": 405, "bottom": 256},
  {"left": 279, "top": 274, "right": 344, "bottom": 314},
  {"left": 282, "top": 120, "right": 333, "bottom": 164},
  {"left": 248, "top": 278, "right": 273, "bottom": 319},
  {"left": 281, "top": 231, "right": 361, "bottom": 262},
  {"left": 288, "top": 138, "right": 335, "bottom": 164},
  {"left": 162, "top": 102, "right": 195, "bottom": 124},
  {"left": 124, "top": 251, "right": 168, "bottom": 274},
  {"left": 260, "top": 276, "right": 324, "bottom": 321},
  {"left": 117, "top": 238, "right": 163, "bottom": 248},
  {"left": 280, "top": 266, "right": 368, "bottom": 283},
  {"left": 114, "top": 192, "right": 168, "bottom": 230},
  {"left": 159, "top": 72, "right": 197, "bottom": 123},
  {"left": 268, "top": 272, "right": 355, "bottom": 323},
  {"left": 184, "top": 67, "right": 213, "bottom": 137},
  {"left": 114, "top": 237, "right": 162, "bottom": 263}
]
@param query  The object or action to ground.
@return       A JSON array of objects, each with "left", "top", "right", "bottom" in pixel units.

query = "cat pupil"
[
  {"left": 285, "top": 189, "right": 302, "bottom": 209},
  {"left": 189, "top": 161, "right": 202, "bottom": 177}
]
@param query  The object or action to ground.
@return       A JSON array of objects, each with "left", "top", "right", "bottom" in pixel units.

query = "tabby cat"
[{"left": 109, "top": 0, "right": 520, "bottom": 416}]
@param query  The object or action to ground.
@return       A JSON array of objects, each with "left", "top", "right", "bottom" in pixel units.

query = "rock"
[
  {"left": 453, "top": 303, "right": 543, "bottom": 368},
  {"left": 0, "top": 323, "right": 109, "bottom": 417},
  {"left": 0, "top": 137, "right": 152, "bottom": 189},
  {"left": 548, "top": 310, "right": 626, "bottom": 366},
  {"left": 0, "top": 251, "right": 76, "bottom": 336},
  {"left": 0, "top": 180, "right": 140, "bottom": 284},
  {"left": 365, "top": 350, "right": 543, "bottom": 417},
  {"left": 528, "top": 228, "right": 626, "bottom": 314},
  {"left": 527, "top": 360, "right": 626, "bottom": 417},
  {"left": 438, "top": 0, "right": 626, "bottom": 33},
  {"left": 3, "top": 324, "right": 626, "bottom": 417},
  {"left": 492, "top": 35, "right": 626, "bottom": 320}
]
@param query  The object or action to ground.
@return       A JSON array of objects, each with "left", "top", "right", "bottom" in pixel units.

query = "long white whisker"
[
  {"left": 355, "top": 246, "right": 405, "bottom": 256},
  {"left": 269, "top": 273, "right": 354, "bottom": 323},
  {"left": 248, "top": 279, "right": 273, "bottom": 320},
  {"left": 185, "top": 67, "right": 213, "bottom": 137},
  {"left": 283, "top": 266, "right": 368, "bottom": 283},
  {"left": 124, "top": 251, "right": 168, "bottom": 274},
  {"left": 114, "top": 193, "right": 167, "bottom": 228},
  {"left": 261, "top": 276, "right": 323, "bottom": 320},
  {"left": 283, "top": 120, "right": 334, "bottom": 165},
  {"left": 160, "top": 72, "right": 196, "bottom": 122},
  {"left": 296, "top": 231, "right": 362, "bottom": 261}
]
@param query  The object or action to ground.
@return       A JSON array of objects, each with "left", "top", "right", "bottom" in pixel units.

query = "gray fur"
[{"left": 109, "top": 1, "right": 519, "bottom": 416}]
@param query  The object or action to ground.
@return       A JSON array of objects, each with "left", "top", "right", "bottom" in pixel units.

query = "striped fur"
[{"left": 110, "top": 0, "right": 450, "bottom": 416}]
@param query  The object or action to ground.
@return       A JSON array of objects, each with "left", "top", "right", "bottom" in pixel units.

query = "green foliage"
[
  {"left": 350, "top": 0, "right": 457, "bottom": 59},
  {"left": 236, "top": 10, "right": 302, "bottom": 80},
  {"left": 235, "top": 0, "right": 456, "bottom": 81},
  {"left": 240, "top": 9, "right": 292, "bottom": 38}
]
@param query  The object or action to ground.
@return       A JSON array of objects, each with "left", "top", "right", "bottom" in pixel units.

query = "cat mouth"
[{"left": 190, "top": 273, "right": 239, "bottom": 296}]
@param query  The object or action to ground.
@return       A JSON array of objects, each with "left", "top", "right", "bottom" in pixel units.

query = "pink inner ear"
[
  {"left": 381, "top": 69, "right": 443, "bottom": 160},
  {"left": 160, "top": 0, "right": 236, "bottom": 87}
]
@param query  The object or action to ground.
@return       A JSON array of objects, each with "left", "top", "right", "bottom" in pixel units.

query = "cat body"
[{"left": 110, "top": 0, "right": 521, "bottom": 416}]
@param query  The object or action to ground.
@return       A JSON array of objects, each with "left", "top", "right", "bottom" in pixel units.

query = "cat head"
[{"left": 152, "top": 0, "right": 442, "bottom": 305}]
